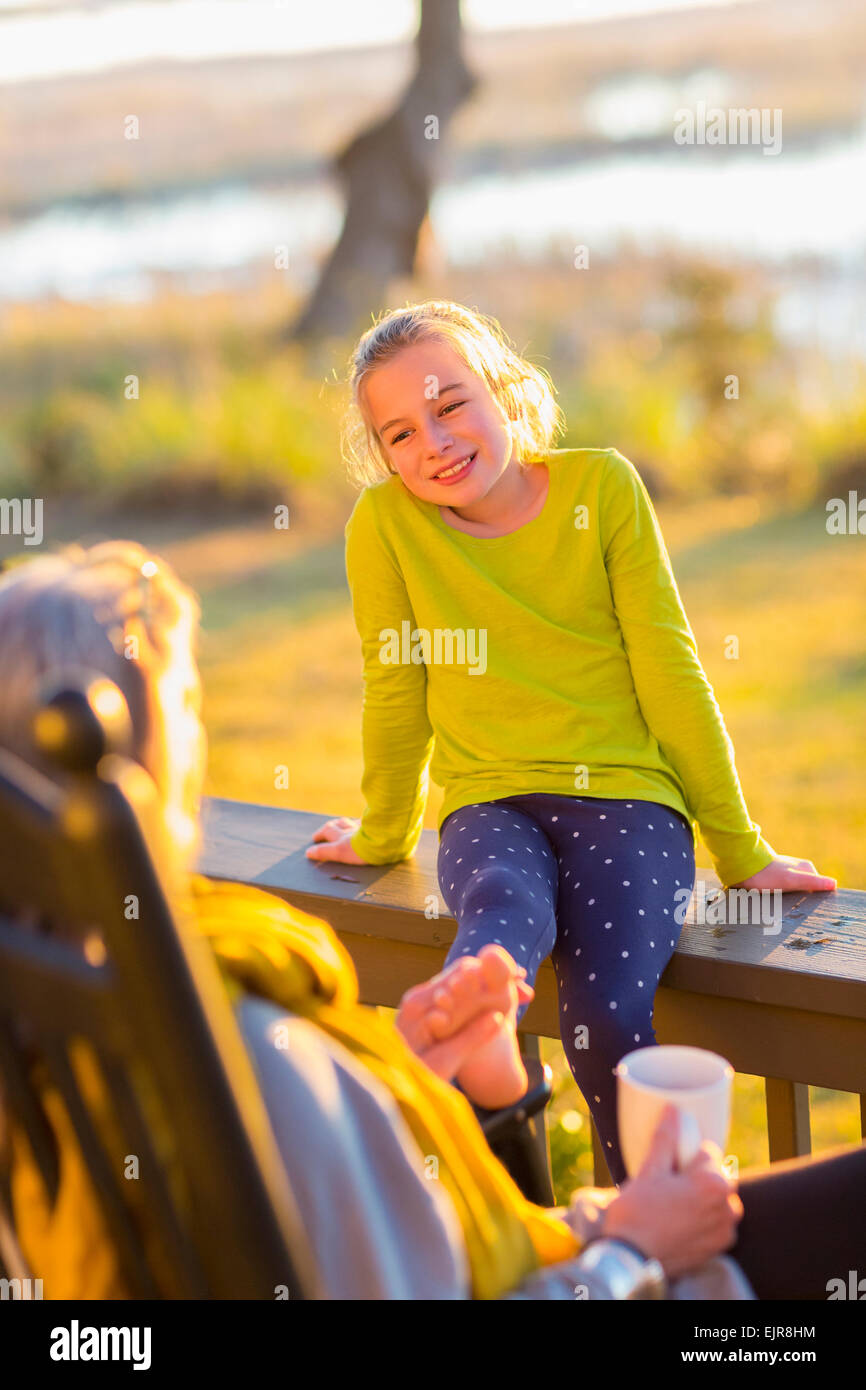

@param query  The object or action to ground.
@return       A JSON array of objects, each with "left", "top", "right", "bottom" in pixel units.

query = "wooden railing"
[{"left": 199, "top": 796, "right": 866, "bottom": 1187}]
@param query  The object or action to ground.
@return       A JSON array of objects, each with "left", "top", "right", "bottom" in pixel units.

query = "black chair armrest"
[
  {"left": 466, "top": 1054, "right": 556, "bottom": 1207},
  {"left": 473, "top": 1054, "right": 552, "bottom": 1145}
]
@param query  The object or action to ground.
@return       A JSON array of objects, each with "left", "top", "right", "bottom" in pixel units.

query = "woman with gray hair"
[
  {"left": 0, "top": 540, "right": 205, "bottom": 863},
  {"left": 0, "top": 540, "right": 862, "bottom": 1301}
]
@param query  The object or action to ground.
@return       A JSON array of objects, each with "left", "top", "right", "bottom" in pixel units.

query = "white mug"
[{"left": 616, "top": 1044, "right": 734, "bottom": 1177}]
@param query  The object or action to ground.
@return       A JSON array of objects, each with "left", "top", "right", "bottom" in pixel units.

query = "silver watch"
[{"left": 576, "top": 1238, "right": 667, "bottom": 1300}]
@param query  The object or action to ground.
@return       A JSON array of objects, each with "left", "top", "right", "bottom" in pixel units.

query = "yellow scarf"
[{"left": 9, "top": 874, "right": 579, "bottom": 1299}]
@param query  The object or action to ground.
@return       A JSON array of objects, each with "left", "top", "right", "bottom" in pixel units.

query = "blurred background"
[{"left": 1, "top": 0, "right": 864, "bottom": 1198}]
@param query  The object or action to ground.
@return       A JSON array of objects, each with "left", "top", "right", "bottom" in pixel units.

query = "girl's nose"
[{"left": 421, "top": 417, "right": 454, "bottom": 454}]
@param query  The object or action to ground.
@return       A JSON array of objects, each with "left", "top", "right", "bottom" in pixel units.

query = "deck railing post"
[{"left": 765, "top": 1077, "right": 811, "bottom": 1161}]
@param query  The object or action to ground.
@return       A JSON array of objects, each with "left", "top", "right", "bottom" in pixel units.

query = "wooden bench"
[{"left": 199, "top": 796, "right": 866, "bottom": 1187}]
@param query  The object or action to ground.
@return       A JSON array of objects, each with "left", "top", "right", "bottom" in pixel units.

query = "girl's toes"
[
  {"left": 397, "top": 990, "right": 434, "bottom": 1027},
  {"left": 477, "top": 944, "right": 518, "bottom": 993},
  {"left": 431, "top": 986, "right": 455, "bottom": 1016},
  {"left": 425, "top": 1006, "right": 455, "bottom": 1040},
  {"left": 449, "top": 960, "right": 483, "bottom": 1006}
]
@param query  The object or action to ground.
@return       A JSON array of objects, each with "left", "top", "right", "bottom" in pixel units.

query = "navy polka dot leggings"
[{"left": 437, "top": 792, "right": 696, "bottom": 1186}]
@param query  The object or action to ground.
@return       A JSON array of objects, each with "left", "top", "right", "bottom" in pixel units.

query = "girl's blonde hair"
[
  {"left": 0, "top": 539, "right": 200, "bottom": 801},
  {"left": 342, "top": 299, "right": 567, "bottom": 488}
]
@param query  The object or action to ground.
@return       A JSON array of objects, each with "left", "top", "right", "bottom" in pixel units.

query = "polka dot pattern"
[{"left": 437, "top": 792, "right": 695, "bottom": 1186}]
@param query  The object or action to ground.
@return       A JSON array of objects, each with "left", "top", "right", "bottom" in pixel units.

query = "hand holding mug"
[{"left": 600, "top": 1103, "right": 743, "bottom": 1279}]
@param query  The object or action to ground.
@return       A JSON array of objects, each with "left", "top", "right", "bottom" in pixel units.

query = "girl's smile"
[
  {"left": 363, "top": 339, "right": 539, "bottom": 531},
  {"left": 432, "top": 450, "right": 477, "bottom": 484}
]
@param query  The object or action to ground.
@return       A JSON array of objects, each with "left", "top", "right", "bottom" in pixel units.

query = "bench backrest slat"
[{"left": 0, "top": 746, "right": 315, "bottom": 1299}]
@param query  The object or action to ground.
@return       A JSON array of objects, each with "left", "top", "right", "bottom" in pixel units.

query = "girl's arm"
[
  {"left": 599, "top": 449, "right": 775, "bottom": 890},
  {"left": 343, "top": 487, "right": 435, "bottom": 865}
]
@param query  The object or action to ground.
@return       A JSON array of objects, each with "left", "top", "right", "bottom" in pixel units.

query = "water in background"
[{"left": 1, "top": 55, "right": 864, "bottom": 359}]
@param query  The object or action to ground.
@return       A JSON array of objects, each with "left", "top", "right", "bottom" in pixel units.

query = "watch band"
[
  {"left": 577, "top": 1238, "right": 667, "bottom": 1300},
  {"left": 599, "top": 1235, "right": 652, "bottom": 1263}
]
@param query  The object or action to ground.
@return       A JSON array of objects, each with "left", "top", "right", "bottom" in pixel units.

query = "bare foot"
[
  {"left": 397, "top": 945, "right": 532, "bottom": 1110},
  {"left": 453, "top": 947, "right": 530, "bottom": 1109}
]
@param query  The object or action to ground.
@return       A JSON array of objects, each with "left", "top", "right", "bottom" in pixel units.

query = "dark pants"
[
  {"left": 733, "top": 1141, "right": 866, "bottom": 1298},
  {"left": 438, "top": 792, "right": 695, "bottom": 1185}
]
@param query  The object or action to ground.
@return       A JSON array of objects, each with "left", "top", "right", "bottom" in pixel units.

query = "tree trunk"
[{"left": 288, "top": 0, "right": 476, "bottom": 344}]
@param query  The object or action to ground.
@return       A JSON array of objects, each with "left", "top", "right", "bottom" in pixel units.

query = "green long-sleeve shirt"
[{"left": 344, "top": 446, "right": 775, "bottom": 888}]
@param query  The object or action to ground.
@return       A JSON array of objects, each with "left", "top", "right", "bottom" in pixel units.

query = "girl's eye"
[{"left": 390, "top": 401, "right": 465, "bottom": 446}]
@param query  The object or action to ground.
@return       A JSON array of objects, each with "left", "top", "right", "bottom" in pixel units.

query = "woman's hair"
[
  {"left": 0, "top": 539, "right": 200, "bottom": 798},
  {"left": 341, "top": 299, "right": 567, "bottom": 488}
]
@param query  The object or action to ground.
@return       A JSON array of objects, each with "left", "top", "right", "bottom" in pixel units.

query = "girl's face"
[{"left": 363, "top": 340, "right": 517, "bottom": 505}]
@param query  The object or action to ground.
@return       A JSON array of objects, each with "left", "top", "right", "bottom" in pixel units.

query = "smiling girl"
[{"left": 307, "top": 299, "right": 835, "bottom": 1183}]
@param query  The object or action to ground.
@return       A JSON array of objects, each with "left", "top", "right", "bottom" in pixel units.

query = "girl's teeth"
[{"left": 439, "top": 454, "right": 473, "bottom": 478}]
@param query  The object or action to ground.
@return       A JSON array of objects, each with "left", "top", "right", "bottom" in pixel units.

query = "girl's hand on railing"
[
  {"left": 729, "top": 854, "right": 836, "bottom": 893},
  {"left": 305, "top": 816, "right": 368, "bottom": 864}
]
